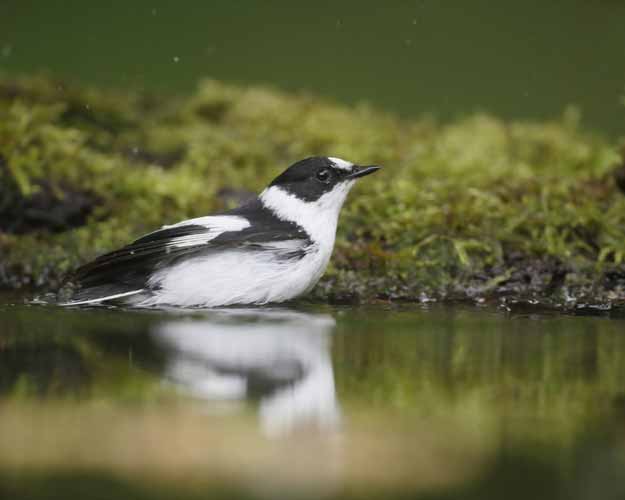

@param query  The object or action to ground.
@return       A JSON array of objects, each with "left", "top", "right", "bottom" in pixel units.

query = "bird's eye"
[{"left": 316, "top": 168, "right": 331, "bottom": 183}]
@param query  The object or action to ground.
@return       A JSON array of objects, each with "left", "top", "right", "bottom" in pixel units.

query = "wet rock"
[
  {"left": 0, "top": 157, "right": 97, "bottom": 234},
  {"left": 614, "top": 164, "right": 625, "bottom": 195}
]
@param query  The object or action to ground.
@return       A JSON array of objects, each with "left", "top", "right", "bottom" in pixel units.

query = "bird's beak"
[{"left": 346, "top": 165, "right": 381, "bottom": 179}]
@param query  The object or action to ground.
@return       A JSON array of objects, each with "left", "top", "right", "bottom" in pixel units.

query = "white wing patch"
[
  {"left": 59, "top": 289, "right": 145, "bottom": 306},
  {"left": 328, "top": 157, "right": 353, "bottom": 171},
  {"left": 163, "top": 215, "right": 250, "bottom": 231},
  {"left": 256, "top": 239, "right": 307, "bottom": 251},
  {"left": 160, "top": 216, "right": 250, "bottom": 249},
  {"left": 168, "top": 234, "right": 215, "bottom": 249}
]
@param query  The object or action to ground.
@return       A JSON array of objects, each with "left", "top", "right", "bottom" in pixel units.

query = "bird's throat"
[{"left": 259, "top": 185, "right": 350, "bottom": 247}]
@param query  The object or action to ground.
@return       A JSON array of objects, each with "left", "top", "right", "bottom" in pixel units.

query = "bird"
[{"left": 62, "top": 157, "right": 380, "bottom": 307}]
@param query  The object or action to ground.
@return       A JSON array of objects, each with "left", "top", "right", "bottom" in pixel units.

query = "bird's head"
[
  {"left": 267, "top": 155, "right": 379, "bottom": 202},
  {"left": 259, "top": 156, "right": 380, "bottom": 237}
]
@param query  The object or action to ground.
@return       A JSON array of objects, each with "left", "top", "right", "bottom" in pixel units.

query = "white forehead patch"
[{"left": 328, "top": 157, "right": 353, "bottom": 171}]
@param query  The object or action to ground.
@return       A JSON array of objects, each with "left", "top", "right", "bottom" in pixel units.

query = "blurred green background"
[{"left": 1, "top": 0, "right": 623, "bottom": 136}]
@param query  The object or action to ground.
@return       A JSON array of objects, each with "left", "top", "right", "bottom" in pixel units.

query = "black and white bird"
[{"left": 63, "top": 157, "right": 379, "bottom": 307}]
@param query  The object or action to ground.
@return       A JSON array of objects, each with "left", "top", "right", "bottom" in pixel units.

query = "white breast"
[{"left": 139, "top": 243, "right": 329, "bottom": 307}]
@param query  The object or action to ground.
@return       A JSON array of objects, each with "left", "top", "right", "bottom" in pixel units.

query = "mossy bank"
[{"left": 1, "top": 74, "right": 624, "bottom": 308}]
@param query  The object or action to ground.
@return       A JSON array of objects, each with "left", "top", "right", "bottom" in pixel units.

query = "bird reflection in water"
[{"left": 152, "top": 309, "right": 339, "bottom": 436}]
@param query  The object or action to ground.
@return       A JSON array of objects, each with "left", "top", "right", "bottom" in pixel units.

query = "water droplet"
[
  {"left": 173, "top": 56, "right": 180, "bottom": 63},
  {"left": 1, "top": 44, "right": 12, "bottom": 58},
  {"left": 151, "top": 8, "right": 157, "bottom": 16}
]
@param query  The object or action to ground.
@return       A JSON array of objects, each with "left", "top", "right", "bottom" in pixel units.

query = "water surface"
[{"left": 2, "top": 297, "right": 625, "bottom": 498}]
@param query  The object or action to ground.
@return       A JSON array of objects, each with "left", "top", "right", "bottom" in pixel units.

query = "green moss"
[{"left": 1, "top": 74, "right": 624, "bottom": 306}]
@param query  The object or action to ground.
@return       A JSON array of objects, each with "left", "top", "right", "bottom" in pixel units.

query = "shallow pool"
[{"left": 1, "top": 296, "right": 625, "bottom": 499}]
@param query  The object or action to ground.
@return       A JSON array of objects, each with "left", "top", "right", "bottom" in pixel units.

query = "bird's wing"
[{"left": 66, "top": 214, "right": 310, "bottom": 304}]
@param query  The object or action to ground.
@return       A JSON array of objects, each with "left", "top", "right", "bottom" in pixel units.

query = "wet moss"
[{"left": 0, "top": 74, "right": 624, "bottom": 306}]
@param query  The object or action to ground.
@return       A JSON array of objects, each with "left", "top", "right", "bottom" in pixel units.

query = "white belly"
[{"left": 136, "top": 244, "right": 332, "bottom": 308}]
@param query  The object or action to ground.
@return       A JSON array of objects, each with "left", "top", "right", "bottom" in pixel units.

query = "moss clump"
[{"left": 0, "top": 74, "right": 623, "bottom": 306}]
